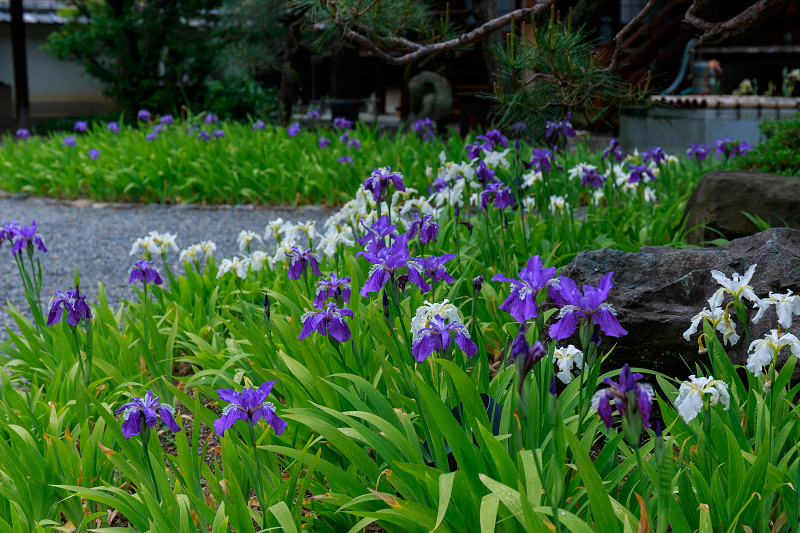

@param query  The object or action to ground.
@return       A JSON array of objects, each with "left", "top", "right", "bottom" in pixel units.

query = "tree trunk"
[
  {"left": 9, "top": 0, "right": 30, "bottom": 129},
  {"left": 471, "top": 0, "right": 500, "bottom": 83}
]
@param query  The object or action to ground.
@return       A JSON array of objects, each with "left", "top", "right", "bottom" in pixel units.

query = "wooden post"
[{"left": 10, "top": 0, "right": 31, "bottom": 130}]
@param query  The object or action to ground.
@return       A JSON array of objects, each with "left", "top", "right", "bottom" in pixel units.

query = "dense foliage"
[
  {"left": 733, "top": 114, "right": 800, "bottom": 176},
  {"left": 45, "top": 0, "right": 221, "bottom": 114},
  {"left": 3, "top": 118, "right": 783, "bottom": 533}
]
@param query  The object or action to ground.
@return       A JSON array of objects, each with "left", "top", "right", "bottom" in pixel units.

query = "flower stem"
[
  {"left": 248, "top": 423, "right": 269, "bottom": 531},
  {"left": 141, "top": 425, "right": 161, "bottom": 502}
]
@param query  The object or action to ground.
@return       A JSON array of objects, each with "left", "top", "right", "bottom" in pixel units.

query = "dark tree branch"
[
  {"left": 683, "top": 0, "right": 786, "bottom": 45},
  {"left": 325, "top": 0, "right": 557, "bottom": 66},
  {"left": 608, "top": 0, "right": 659, "bottom": 72}
]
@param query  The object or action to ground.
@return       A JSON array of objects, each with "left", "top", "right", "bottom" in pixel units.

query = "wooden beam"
[{"left": 9, "top": 0, "right": 31, "bottom": 129}]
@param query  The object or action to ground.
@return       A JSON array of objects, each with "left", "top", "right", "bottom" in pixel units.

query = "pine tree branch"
[
  {"left": 683, "top": 0, "right": 786, "bottom": 45},
  {"left": 324, "top": 0, "right": 557, "bottom": 65}
]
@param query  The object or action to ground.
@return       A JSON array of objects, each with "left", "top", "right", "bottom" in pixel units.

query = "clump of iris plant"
[
  {"left": 413, "top": 117, "right": 436, "bottom": 142},
  {"left": 115, "top": 390, "right": 181, "bottom": 500},
  {"left": 5, "top": 220, "right": 47, "bottom": 327},
  {"left": 333, "top": 116, "right": 353, "bottom": 130},
  {"left": 212, "top": 381, "right": 286, "bottom": 529},
  {"left": 602, "top": 138, "right": 627, "bottom": 164}
]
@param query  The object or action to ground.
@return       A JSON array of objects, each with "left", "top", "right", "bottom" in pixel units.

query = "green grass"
[{"left": 1, "top": 119, "right": 466, "bottom": 205}]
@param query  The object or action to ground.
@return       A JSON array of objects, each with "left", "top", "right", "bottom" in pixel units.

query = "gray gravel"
[{"left": 0, "top": 196, "right": 335, "bottom": 341}]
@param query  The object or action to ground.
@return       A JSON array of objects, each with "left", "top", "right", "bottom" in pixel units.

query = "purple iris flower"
[
  {"left": 106, "top": 122, "right": 119, "bottom": 133},
  {"left": 62, "top": 136, "right": 76, "bottom": 147},
  {"left": 88, "top": 148, "right": 100, "bottom": 160},
  {"left": 627, "top": 164, "right": 654, "bottom": 183},
  {"left": 477, "top": 129, "right": 509, "bottom": 150},
  {"left": 357, "top": 233, "right": 430, "bottom": 296},
  {"left": 411, "top": 314, "right": 477, "bottom": 363},
  {"left": 160, "top": 114, "right": 174, "bottom": 125},
  {"left": 74, "top": 120, "right": 88, "bottom": 132},
  {"left": 473, "top": 274, "right": 485, "bottom": 293},
  {"left": 16, "top": 129, "right": 30, "bottom": 139},
  {"left": 357, "top": 215, "right": 398, "bottom": 252},
  {"left": 128, "top": 260, "right": 163, "bottom": 286},
  {"left": 644, "top": 146, "right": 666, "bottom": 164},
  {"left": 47, "top": 285, "right": 92, "bottom": 327},
  {"left": 602, "top": 139, "right": 627, "bottom": 163},
  {"left": 338, "top": 156, "right": 353, "bottom": 164},
  {"left": 349, "top": 138, "right": 361, "bottom": 150},
  {"left": 0, "top": 221, "right": 17, "bottom": 248},
  {"left": 407, "top": 214, "right": 439, "bottom": 244},
  {"left": 286, "top": 246, "right": 322, "bottom": 280},
  {"left": 512, "top": 334, "right": 547, "bottom": 391},
  {"left": 197, "top": 131, "right": 210, "bottom": 141},
  {"left": 333, "top": 116, "right": 353, "bottom": 130},
  {"left": 205, "top": 113, "right": 219, "bottom": 124},
  {"left": 339, "top": 132, "right": 350, "bottom": 143},
  {"left": 413, "top": 117, "right": 435, "bottom": 141},
  {"left": 306, "top": 108, "right": 320, "bottom": 120},
  {"left": 9, "top": 220, "right": 47, "bottom": 255},
  {"left": 592, "top": 364, "right": 654, "bottom": 435},
  {"left": 115, "top": 390, "right": 181, "bottom": 438},
  {"left": 579, "top": 167, "right": 605, "bottom": 188},
  {"left": 412, "top": 254, "right": 456, "bottom": 285},
  {"left": 512, "top": 121, "right": 528, "bottom": 137},
  {"left": 287, "top": 122, "right": 301, "bottom": 137},
  {"left": 545, "top": 113, "right": 576, "bottom": 142},
  {"left": 314, "top": 273, "right": 351, "bottom": 307},
  {"left": 479, "top": 182, "right": 514, "bottom": 210},
  {"left": 476, "top": 161, "right": 498, "bottom": 185},
  {"left": 213, "top": 382, "right": 287, "bottom": 436},
  {"left": 713, "top": 137, "right": 733, "bottom": 154},
  {"left": 466, "top": 140, "right": 485, "bottom": 160},
  {"left": 364, "top": 166, "right": 405, "bottom": 202},
  {"left": 719, "top": 139, "right": 751, "bottom": 158},
  {"left": 529, "top": 148, "right": 557, "bottom": 173},
  {"left": 686, "top": 142, "right": 710, "bottom": 161},
  {"left": 212, "top": 129, "right": 225, "bottom": 138},
  {"left": 429, "top": 176, "right": 447, "bottom": 194},
  {"left": 547, "top": 272, "right": 627, "bottom": 340},
  {"left": 492, "top": 255, "right": 556, "bottom": 323},
  {"left": 319, "top": 136, "right": 331, "bottom": 148},
  {"left": 137, "top": 109, "right": 151, "bottom": 122},
  {"left": 298, "top": 301, "right": 354, "bottom": 342},
  {"left": 253, "top": 120, "right": 266, "bottom": 131},
  {"left": 145, "top": 129, "right": 159, "bottom": 141}
]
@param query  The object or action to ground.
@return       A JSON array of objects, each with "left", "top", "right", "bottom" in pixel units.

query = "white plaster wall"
[{"left": 0, "top": 23, "right": 115, "bottom": 117}]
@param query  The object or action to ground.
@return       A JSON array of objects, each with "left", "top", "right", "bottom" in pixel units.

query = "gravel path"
[{"left": 0, "top": 196, "right": 335, "bottom": 341}]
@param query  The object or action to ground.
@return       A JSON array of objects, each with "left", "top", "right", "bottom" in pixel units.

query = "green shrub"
[{"left": 734, "top": 113, "right": 800, "bottom": 175}]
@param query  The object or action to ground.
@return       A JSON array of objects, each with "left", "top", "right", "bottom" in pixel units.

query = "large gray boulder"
[
  {"left": 558, "top": 228, "right": 800, "bottom": 377},
  {"left": 684, "top": 171, "right": 800, "bottom": 244}
]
